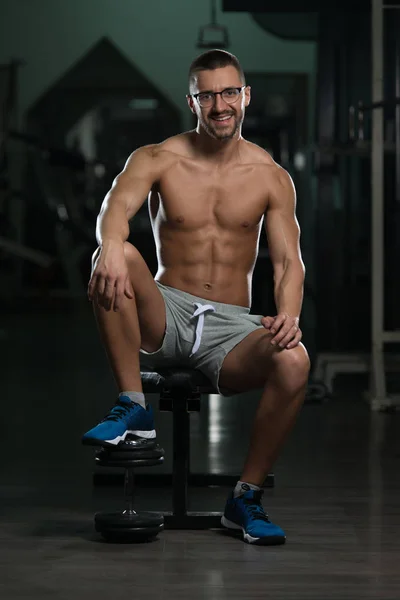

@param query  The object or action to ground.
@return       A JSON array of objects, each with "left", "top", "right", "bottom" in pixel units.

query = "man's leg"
[
  {"left": 218, "top": 329, "right": 310, "bottom": 544},
  {"left": 240, "top": 348, "right": 308, "bottom": 485},
  {"left": 219, "top": 329, "right": 310, "bottom": 485},
  {"left": 92, "top": 242, "right": 167, "bottom": 391},
  {"left": 82, "top": 242, "right": 167, "bottom": 446}
]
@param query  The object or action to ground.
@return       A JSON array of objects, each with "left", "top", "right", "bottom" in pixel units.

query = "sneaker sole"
[
  {"left": 82, "top": 428, "right": 156, "bottom": 447},
  {"left": 221, "top": 515, "right": 286, "bottom": 546}
]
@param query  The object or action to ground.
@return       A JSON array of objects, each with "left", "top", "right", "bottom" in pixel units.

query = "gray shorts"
[{"left": 139, "top": 282, "right": 264, "bottom": 396}]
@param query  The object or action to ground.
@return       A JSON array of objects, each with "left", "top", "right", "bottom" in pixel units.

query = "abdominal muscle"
[{"left": 154, "top": 227, "right": 259, "bottom": 307}]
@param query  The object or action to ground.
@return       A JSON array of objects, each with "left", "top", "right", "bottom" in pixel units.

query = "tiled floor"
[{"left": 1, "top": 305, "right": 400, "bottom": 599}]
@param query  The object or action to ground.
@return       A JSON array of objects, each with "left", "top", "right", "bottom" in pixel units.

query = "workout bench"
[{"left": 93, "top": 368, "right": 274, "bottom": 532}]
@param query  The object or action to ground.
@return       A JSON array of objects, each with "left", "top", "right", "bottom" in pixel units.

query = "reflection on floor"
[{"left": 1, "top": 306, "right": 400, "bottom": 599}]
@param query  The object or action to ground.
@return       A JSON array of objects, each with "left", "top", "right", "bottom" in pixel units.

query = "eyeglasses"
[{"left": 189, "top": 86, "right": 246, "bottom": 108}]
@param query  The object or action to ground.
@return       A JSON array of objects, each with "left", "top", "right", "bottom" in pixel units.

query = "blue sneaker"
[
  {"left": 82, "top": 396, "right": 156, "bottom": 447},
  {"left": 221, "top": 488, "right": 286, "bottom": 545}
]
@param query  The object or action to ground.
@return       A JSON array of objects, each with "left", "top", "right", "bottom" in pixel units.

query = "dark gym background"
[{"left": 1, "top": 1, "right": 399, "bottom": 598}]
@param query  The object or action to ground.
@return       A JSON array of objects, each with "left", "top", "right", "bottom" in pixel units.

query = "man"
[{"left": 82, "top": 49, "right": 310, "bottom": 546}]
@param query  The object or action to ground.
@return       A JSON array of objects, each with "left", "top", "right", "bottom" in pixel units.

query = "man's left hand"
[{"left": 261, "top": 313, "right": 302, "bottom": 349}]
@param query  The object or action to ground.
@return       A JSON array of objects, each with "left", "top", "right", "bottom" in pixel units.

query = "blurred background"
[{"left": 1, "top": 2, "right": 400, "bottom": 596}]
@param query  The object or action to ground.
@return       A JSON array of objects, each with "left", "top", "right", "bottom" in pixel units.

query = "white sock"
[
  {"left": 119, "top": 391, "right": 146, "bottom": 410},
  {"left": 234, "top": 480, "right": 261, "bottom": 498}
]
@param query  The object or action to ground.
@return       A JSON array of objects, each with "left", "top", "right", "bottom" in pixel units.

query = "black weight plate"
[
  {"left": 95, "top": 444, "right": 164, "bottom": 463},
  {"left": 95, "top": 511, "right": 164, "bottom": 535},
  {"left": 119, "top": 437, "right": 158, "bottom": 451}
]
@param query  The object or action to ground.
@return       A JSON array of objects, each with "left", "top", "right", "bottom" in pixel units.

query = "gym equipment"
[
  {"left": 368, "top": 0, "right": 400, "bottom": 410},
  {"left": 94, "top": 437, "right": 165, "bottom": 542},
  {"left": 197, "top": 0, "right": 230, "bottom": 49},
  {"left": 314, "top": 1, "right": 400, "bottom": 410},
  {"left": 142, "top": 368, "right": 274, "bottom": 528},
  {"left": 94, "top": 368, "right": 274, "bottom": 530},
  {"left": 0, "top": 60, "right": 56, "bottom": 297}
]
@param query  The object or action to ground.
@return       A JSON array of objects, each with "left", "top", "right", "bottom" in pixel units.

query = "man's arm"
[
  {"left": 263, "top": 167, "right": 305, "bottom": 347},
  {"left": 88, "top": 145, "right": 160, "bottom": 311},
  {"left": 96, "top": 145, "right": 158, "bottom": 246}
]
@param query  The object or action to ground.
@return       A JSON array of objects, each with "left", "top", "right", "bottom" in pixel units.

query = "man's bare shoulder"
[
  {"left": 242, "top": 139, "right": 275, "bottom": 166},
  {"left": 241, "top": 141, "right": 295, "bottom": 208},
  {"left": 152, "top": 132, "right": 194, "bottom": 161},
  {"left": 124, "top": 134, "right": 191, "bottom": 173},
  {"left": 243, "top": 141, "right": 292, "bottom": 184}
]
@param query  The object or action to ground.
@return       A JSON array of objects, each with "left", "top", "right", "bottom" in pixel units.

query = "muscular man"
[{"left": 82, "top": 50, "right": 310, "bottom": 546}]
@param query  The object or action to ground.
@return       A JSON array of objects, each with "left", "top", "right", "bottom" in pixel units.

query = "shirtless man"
[{"left": 82, "top": 50, "right": 310, "bottom": 545}]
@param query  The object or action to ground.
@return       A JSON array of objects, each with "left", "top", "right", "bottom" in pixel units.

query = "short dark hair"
[{"left": 188, "top": 49, "right": 245, "bottom": 91}]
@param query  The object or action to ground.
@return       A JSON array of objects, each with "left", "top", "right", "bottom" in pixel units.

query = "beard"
[{"left": 202, "top": 112, "right": 241, "bottom": 141}]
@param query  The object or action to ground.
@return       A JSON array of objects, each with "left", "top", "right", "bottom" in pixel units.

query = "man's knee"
[
  {"left": 91, "top": 243, "right": 144, "bottom": 286},
  {"left": 271, "top": 343, "right": 310, "bottom": 393},
  {"left": 123, "top": 241, "right": 140, "bottom": 264}
]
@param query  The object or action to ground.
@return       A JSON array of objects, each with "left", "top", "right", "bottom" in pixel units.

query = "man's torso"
[{"left": 145, "top": 132, "right": 279, "bottom": 308}]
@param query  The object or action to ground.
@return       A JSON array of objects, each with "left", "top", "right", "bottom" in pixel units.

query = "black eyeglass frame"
[{"left": 187, "top": 86, "right": 247, "bottom": 107}]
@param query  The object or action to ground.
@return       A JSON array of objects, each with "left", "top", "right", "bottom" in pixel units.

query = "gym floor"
[{"left": 1, "top": 304, "right": 400, "bottom": 600}]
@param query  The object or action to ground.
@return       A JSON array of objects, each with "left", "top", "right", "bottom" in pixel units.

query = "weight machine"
[
  {"left": 369, "top": 0, "right": 400, "bottom": 410},
  {"left": 315, "top": 1, "right": 400, "bottom": 411},
  {"left": 0, "top": 60, "right": 54, "bottom": 299}
]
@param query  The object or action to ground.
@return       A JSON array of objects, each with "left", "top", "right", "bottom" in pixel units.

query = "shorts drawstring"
[{"left": 190, "top": 302, "right": 216, "bottom": 357}]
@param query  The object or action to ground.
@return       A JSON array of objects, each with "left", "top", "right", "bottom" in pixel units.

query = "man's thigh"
[
  {"left": 218, "top": 328, "right": 308, "bottom": 393},
  {"left": 218, "top": 329, "right": 276, "bottom": 392}
]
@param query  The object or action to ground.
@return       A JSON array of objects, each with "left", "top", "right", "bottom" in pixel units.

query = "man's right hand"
[{"left": 88, "top": 241, "right": 134, "bottom": 312}]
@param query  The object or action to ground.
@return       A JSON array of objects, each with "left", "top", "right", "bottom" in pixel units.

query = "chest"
[{"left": 151, "top": 163, "right": 267, "bottom": 231}]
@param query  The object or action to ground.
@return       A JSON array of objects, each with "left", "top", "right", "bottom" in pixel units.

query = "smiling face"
[{"left": 188, "top": 65, "right": 251, "bottom": 141}]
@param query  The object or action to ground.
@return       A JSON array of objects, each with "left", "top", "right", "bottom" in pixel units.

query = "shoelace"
[
  {"left": 243, "top": 490, "right": 271, "bottom": 523},
  {"left": 101, "top": 401, "right": 134, "bottom": 423}
]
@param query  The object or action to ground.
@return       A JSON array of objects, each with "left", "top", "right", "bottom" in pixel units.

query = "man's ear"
[
  {"left": 186, "top": 95, "right": 196, "bottom": 115},
  {"left": 244, "top": 86, "right": 251, "bottom": 108}
]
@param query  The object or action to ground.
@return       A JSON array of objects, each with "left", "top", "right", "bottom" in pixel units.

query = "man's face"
[{"left": 188, "top": 66, "right": 250, "bottom": 141}]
